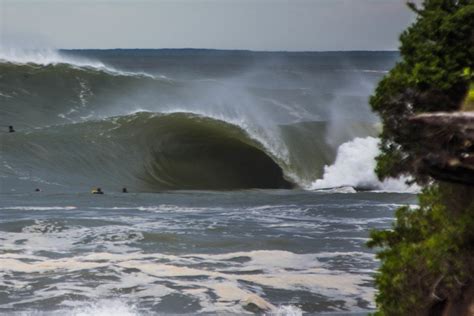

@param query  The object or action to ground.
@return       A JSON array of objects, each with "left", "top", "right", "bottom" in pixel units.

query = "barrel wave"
[
  {"left": 2, "top": 112, "right": 293, "bottom": 190},
  {"left": 0, "top": 50, "right": 394, "bottom": 192},
  {"left": 139, "top": 113, "right": 294, "bottom": 189}
]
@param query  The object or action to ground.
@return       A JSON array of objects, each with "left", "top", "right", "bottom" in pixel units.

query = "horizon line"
[{"left": 59, "top": 48, "right": 399, "bottom": 53}]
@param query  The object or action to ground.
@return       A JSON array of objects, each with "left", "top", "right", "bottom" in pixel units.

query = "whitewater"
[{"left": 0, "top": 49, "right": 417, "bottom": 315}]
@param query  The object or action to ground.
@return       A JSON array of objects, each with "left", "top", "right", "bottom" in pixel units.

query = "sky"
[{"left": 0, "top": 0, "right": 419, "bottom": 51}]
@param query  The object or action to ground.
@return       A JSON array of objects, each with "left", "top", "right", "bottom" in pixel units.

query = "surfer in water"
[
  {"left": 122, "top": 187, "right": 128, "bottom": 193},
  {"left": 8, "top": 126, "right": 15, "bottom": 133},
  {"left": 91, "top": 187, "right": 104, "bottom": 194}
]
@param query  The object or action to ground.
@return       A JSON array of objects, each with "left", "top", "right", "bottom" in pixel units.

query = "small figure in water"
[
  {"left": 91, "top": 187, "right": 104, "bottom": 194},
  {"left": 122, "top": 187, "right": 128, "bottom": 193},
  {"left": 8, "top": 126, "right": 15, "bottom": 133},
  {"left": 35, "top": 188, "right": 41, "bottom": 192}
]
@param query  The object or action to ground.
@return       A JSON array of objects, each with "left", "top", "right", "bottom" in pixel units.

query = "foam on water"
[
  {"left": 0, "top": 206, "right": 77, "bottom": 211},
  {"left": 310, "top": 137, "right": 420, "bottom": 193},
  {"left": 273, "top": 305, "right": 304, "bottom": 316},
  {"left": 14, "top": 300, "right": 304, "bottom": 316},
  {"left": 12, "top": 299, "right": 138, "bottom": 316},
  {"left": 0, "top": 250, "right": 374, "bottom": 313},
  {"left": 68, "top": 300, "right": 138, "bottom": 316},
  {"left": 0, "top": 198, "right": 399, "bottom": 313}
]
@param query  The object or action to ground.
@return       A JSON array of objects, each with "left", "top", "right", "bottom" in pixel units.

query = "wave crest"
[{"left": 0, "top": 48, "right": 106, "bottom": 68}]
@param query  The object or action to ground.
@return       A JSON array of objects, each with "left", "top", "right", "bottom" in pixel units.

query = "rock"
[{"left": 409, "top": 112, "right": 474, "bottom": 185}]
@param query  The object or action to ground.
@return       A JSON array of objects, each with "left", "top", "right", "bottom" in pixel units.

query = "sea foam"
[{"left": 310, "top": 137, "right": 419, "bottom": 193}]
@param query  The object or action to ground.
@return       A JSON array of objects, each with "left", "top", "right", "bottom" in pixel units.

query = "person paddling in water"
[
  {"left": 91, "top": 187, "right": 104, "bottom": 194},
  {"left": 8, "top": 126, "right": 15, "bottom": 133}
]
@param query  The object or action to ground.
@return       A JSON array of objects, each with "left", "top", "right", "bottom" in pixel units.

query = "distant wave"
[
  {"left": 0, "top": 48, "right": 107, "bottom": 68},
  {"left": 0, "top": 60, "right": 175, "bottom": 129},
  {"left": 0, "top": 48, "right": 167, "bottom": 81}
]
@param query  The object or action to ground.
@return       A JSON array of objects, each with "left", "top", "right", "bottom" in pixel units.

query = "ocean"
[{"left": 0, "top": 49, "right": 417, "bottom": 315}]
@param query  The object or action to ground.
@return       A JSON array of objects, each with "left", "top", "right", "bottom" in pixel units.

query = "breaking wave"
[
  {"left": 1, "top": 112, "right": 303, "bottom": 190},
  {"left": 0, "top": 50, "right": 412, "bottom": 192},
  {"left": 0, "top": 48, "right": 111, "bottom": 70},
  {"left": 311, "top": 137, "right": 420, "bottom": 193}
]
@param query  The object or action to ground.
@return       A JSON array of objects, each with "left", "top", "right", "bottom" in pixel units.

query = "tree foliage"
[
  {"left": 368, "top": 1, "right": 474, "bottom": 315},
  {"left": 368, "top": 185, "right": 474, "bottom": 315},
  {"left": 370, "top": 0, "right": 474, "bottom": 182}
]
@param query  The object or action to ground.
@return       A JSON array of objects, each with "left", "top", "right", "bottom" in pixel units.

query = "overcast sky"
[{"left": 0, "top": 0, "right": 418, "bottom": 51}]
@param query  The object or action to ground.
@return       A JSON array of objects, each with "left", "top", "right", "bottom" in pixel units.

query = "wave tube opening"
[{"left": 141, "top": 114, "right": 294, "bottom": 190}]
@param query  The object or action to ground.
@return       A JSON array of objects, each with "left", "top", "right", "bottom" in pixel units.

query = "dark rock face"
[
  {"left": 442, "top": 282, "right": 474, "bottom": 316},
  {"left": 409, "top": 112, "right": 474, "bottom": 316},
  {"left": 409, "top": 112, "right": 474, "bottom": 185}
]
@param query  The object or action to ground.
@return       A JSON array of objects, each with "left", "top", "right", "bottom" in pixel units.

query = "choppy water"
[{"left": 0, "top": 190, "right": 416, "bottom": 315}]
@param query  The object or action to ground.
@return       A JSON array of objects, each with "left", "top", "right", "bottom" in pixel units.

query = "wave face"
[
  {"left": 0, "top": 49, "right": 398, "bottom": 191},
  {"left": 1, "top": 112, "right": 294, "bottom": 190}
]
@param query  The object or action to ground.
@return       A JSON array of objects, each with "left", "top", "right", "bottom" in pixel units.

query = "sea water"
[{"left": 0, "top": 49, "right": 416, "bottom": 314}]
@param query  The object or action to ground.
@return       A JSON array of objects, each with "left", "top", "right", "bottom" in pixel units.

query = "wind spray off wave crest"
[{"left": 0, "top": 47, "right": 106, "bottom": 68}]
